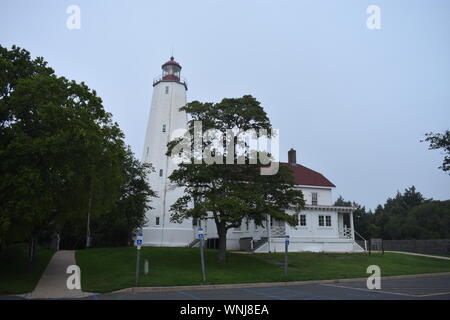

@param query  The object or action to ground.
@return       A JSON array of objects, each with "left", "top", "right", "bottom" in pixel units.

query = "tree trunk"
[
  {"left": 0, "top": 236, "right": 4, "bottom": 256},
  {"left": 217, "top": 222, "right": 227, "bottom": 263},
  {"left": 28, "top": 234, "right": 37, "bottom": 271}
]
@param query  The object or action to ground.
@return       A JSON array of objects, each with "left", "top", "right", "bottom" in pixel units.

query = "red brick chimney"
[{"left": 288, "top": 148, "right": 297, "bottom": 165}]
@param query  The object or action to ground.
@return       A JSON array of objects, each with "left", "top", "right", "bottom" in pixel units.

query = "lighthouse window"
[
  {"left": 165, "top": 86, "right": 169, "bottom": 94},
  {"left": 159, "top": 169, "right": 163, "bottom": 177},
  {"left": 146, "top": 147, "right": 149, "bottom": 156},
  {"left": 155, "top": 217, "right": 160, "bottom": 226},
  {"left": 162, "top": 124, "right": 166, "bottom": 132}
]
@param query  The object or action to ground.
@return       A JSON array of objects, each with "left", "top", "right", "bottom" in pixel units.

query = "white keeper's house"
[{"left": 141, "top": 57, "right": 365, "bottom": 253}]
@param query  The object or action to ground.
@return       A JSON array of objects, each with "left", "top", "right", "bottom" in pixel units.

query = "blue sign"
[
  {"left": 198, "top": 233, "right": 204, "bottom": 239},
  {"left": 285, "top": 240, "right": 289, "bottom": 245},
  {"left": 136, "top": 239, "right": 142, "bottom": 245}
]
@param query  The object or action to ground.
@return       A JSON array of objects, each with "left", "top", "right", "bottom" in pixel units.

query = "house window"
[
  {"left": 245, "top": 219, "right": 249, "bottom": 232},
  {"left": 319, "top": 215, "right": 324, "bottom": 226},
  {"left": 159, "top": 169, "right": 163, "bottom": 177},
  {"left": 162, "top": 124, "right": 166, "bottom": 132},
  {"left": 165, "top": 86, "right": 169, "bottom": 94},
  {"left": 312, "top": 192, "right": 318, "bottom": 205},
  {"left": 254, "top": 221, "right": 258, "bottom": 231},
  {"left": 319, "top": 215, "right": 331, "bottom": 227},
  {"left": 299, "top": 214, "right": 306, "bottom": 226},
  {"left": 155, "top": 217, "right": 160, "bottom": 226},
  {"left": 326, "top": 215, "right": 332, "bottom": 226}
]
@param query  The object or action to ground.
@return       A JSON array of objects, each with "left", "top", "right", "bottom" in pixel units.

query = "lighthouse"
[{"left": 141, "top": 57, "right": 194, "bottom": 247}]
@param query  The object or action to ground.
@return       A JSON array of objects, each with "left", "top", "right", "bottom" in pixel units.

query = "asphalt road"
[
  {"left": 1, "top": 274, "right": 449, "bottom": 300},
  {"left": 89, "top": 274, "right": 450, "bottom": 300}
]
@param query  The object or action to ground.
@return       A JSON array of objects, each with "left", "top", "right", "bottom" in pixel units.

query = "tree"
[
  {"left": 0, "top": 45, "right": 130, "bottom": 263},
  {"left": 90, "top": 147, "right": 156, "bottom": 247},
  {"left": 0, "top": 45, "right": 54, "bottom": 253},
  {"left": 423, "top": 130, "right": 450, "bottom": 173},
  {"left": 167, "top": 96, "right": 305, "bottom": 262}
]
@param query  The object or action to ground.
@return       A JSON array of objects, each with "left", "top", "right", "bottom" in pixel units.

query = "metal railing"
[
  {"left": 153, "top": 75, "right": 188, "bottom": 88},
  {"left": 338, "top": 226, "right": 353, "bottom": 239},
  {"left": 354, "top": 230, "right": 367, "bottom": 251}
]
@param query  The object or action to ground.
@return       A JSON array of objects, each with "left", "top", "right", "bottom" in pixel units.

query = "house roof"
[{"left": 281, "top": 162, "right": 336, "bottom": 188}]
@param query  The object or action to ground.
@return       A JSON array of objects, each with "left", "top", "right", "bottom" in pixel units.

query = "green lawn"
[
  {"left": 0, "top": 244, "right": 55, "bottom": 295},
  {"left": 76, "top": 247, "right": 450, "bottom": 293},
  {"left": 256, "top": 251, "right": 450, "bottom": 281}
]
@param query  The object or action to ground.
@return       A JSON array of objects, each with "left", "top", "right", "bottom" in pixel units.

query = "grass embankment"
[
  {"left": 76, "top": 247, "right": 450, "bottom": 293},
  {"left": 0, "top": 244, "right": 55, "bottom": 294}
]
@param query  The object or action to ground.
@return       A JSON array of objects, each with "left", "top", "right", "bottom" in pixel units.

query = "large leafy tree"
[
  {"left": 0, "top": 45, "right": 141, "bottom": 263},
  {"left": 167, "top": 95, "right": 304, "bottom": 262},
  {"left": 89, "top": 147, "right": 156, "bottom": 247},
  {"left": 0, "top": 46, "right": 54, "bottom": 251}
]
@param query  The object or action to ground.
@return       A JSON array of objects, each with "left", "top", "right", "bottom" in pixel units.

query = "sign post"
[
  {"left": 284, "top": 235, "right": 290, "bottom": 277},
  {"left": 198, "top": 228, "right": 206, "bottom": 283},
  {"left": 135, "top": 232, "right": 143, "bottom": 286}
]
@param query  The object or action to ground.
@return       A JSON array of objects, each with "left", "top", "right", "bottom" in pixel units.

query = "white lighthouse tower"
[{"left": 141, "top": 57, "right": 194, "bottom": 247}]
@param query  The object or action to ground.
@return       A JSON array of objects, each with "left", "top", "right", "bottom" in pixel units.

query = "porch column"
[
  {"left": 267, "top": 214, "right": 272, "bottom": 253},
  {"left": 350, "top": 211, "right": 355, "bottom": 240}
]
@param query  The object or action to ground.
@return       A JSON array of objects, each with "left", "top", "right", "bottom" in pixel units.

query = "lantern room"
[
  {"left": 153, "top": 56, "right": 187, "bottom": 90},
  {"left": 162, "top": 56, "right": 181, "bottom": 80}
]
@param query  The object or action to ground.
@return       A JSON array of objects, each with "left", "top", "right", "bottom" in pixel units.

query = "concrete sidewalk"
[{"left": 28, "top": 250, "right": 93, "bottom": 299}]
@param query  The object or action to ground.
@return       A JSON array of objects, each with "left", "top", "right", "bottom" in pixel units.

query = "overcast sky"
[{"left": 1, "top": 0, "right": 449, "bottom": 210}]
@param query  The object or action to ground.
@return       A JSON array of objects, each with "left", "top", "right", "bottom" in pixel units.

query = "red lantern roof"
[{"left": 162, "top": 56, "right": 182, "bottom": 69}]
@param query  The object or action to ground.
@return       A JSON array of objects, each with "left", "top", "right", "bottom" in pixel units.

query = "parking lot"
[{"left": 92, "top": 273, "right": 450, "bottom": 300}]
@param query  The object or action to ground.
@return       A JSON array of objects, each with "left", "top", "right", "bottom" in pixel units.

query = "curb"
[
  {"left": 382, "top": 251, "right": 450, "bottom": 260},
  {"left": 108, "top": 272, "right": 450, "bottom": 295}
]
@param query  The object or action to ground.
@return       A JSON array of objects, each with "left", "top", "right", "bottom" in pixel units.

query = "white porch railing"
[
  {"left": 252, "top": 228, "right": 268, "bottom": 240},
  {"left": 338, "top": 226, "right": 353, "bottom": 239},
  {"left": 270, "top": 226, "right": 286, "bottom": 237},
  {"left": 250, "top": 225, "right": 286, "bottom": 241}
]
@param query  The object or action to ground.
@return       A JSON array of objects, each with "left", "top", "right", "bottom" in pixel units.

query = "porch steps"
[
  {"left": 252, "top": 237, "right": 268, "bottom": 252},
  {"left": 353, "top": 241, "right": 365, "bottom": 252}
]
